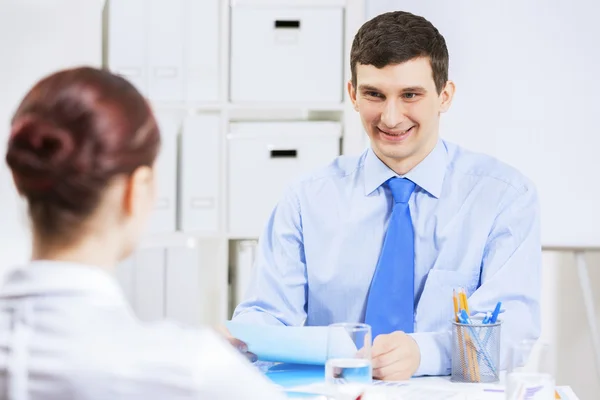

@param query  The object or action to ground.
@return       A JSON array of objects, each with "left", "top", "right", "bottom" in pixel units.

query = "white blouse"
[{"left": 0, "top": 261, "right": 285, "bottom": 400}]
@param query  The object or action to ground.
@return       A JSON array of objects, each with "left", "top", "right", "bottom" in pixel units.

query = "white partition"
[{"left": 0, "top": 0, "right": 105, "bottom": 272}]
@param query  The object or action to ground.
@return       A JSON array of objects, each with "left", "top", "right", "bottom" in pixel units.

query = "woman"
[{"left": 0, "top": 67, "right": 285, "bottom": 399}]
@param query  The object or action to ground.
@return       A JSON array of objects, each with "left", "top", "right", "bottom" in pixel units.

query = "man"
[{"left": 232, "top": 11, "right": 541, "bottom": 380}]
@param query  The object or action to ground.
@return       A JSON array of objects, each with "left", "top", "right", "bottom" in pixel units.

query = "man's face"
[{"left": 349, "top": 57, "right": 454, "bottom": 173}]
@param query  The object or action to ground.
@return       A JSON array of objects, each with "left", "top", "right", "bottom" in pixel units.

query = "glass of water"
[
  {"left": 325, "top": 323, "right": 372, "bottom": 387},
  {"left": 506, "top": 340, "right": 555, "bottom": 400}
]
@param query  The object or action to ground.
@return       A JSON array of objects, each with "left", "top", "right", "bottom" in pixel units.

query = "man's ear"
[
  {"left": 347, "top": 80, "right": 359, "bottom": 111},
  {"left": 439, "top": 80, "right": 456, "bottom": 113}
]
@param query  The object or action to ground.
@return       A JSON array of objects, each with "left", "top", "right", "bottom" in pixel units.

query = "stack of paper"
[{"left": 226, "top": 322, "right": 357, "bottom": 364}]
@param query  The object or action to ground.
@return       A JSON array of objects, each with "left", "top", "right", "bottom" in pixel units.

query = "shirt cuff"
[
  {"left": 231, "top": 308, "right": 286, "bottom": 326},
  {"left": 409, "top": 331, "right": 452, "bottom": 377}
]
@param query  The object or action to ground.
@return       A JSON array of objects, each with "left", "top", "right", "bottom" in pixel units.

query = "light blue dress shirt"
[{"left": 233, "top": 139, "right": 542, "bottom": 377}]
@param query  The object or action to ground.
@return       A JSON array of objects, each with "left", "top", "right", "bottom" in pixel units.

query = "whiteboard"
[
  {"left": 0, "top": 0, "right": 104, "bottom": 268},
  {"left": 366, "top": 0, "right": 600, "bottom": 248}
]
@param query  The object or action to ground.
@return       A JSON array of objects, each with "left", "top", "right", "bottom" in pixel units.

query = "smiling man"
[{"left": 232, "top": 11, "right": 541, "bottom": 380}]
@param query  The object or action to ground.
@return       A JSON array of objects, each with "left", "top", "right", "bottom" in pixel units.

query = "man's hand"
[
  {"left": 215, "top": 325, "right": 258, "bottom": 363},
  {"left": 371, "top": 331, "right": 421, "bottom": 381}
]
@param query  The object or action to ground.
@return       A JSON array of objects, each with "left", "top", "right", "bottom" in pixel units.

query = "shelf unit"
[{"left": 106, "top": 0, "right": 368, "bottom": 325}]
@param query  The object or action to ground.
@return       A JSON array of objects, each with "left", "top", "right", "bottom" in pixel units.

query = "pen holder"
[{"left": 451, "top": 318, "right": 502, "bottom": 383}]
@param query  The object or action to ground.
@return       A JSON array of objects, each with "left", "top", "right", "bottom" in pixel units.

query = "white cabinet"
[
  {"left": 184, "top": 0, "right": 220, "bottom": 102},
  {"left": 132, "top": 248, "right": 165, "bottom": 322},
  {"left": 148, "top": 112, "right": 179, "bottom": 234},
  {"left": 179, "top": 114, "right": 221, "bottom": 233},
  {"left": 232, "top": 240, "right": 258, "bottom": 308},
  {"left": 107, "top": 0, "right": 220, "bottom": 103},
  {"left": 230, "top": 5, "right": 344, "bottom": 103},
  {"left": 227, "top": 121, "right": 341, "bottom": 236},
  {"left": 115, "top": 237, "right": 211, "bottom": 327},
  {"left": 147, "top": 0, "right": 185, "bottom": 103},
  {"left": 107, "top": 0, "right": 147, "bottom": 95},
  {"left": 164, "top": 245, "right": 204, "bottom": 326},
  {"left": 106, "top": 0, "right": 361, "bottom": 327}
]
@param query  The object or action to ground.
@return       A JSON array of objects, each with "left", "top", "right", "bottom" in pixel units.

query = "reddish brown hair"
[{"left": 6, "top": 67, "right": 160, "bottom": 241}]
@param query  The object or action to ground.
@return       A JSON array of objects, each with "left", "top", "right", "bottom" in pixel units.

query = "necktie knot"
[{"left": 387, "top": 178, "right": 416, "bottom": 204}]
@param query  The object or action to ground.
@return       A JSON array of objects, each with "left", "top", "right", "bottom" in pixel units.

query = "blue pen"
[
  {"left": 490, "top": 302, "right": 502, "bottom": 323},
  {"left": 482, "top": 311, "right": 492, "bottom": 324},
  {"left": 460, "top": 309, "right": 472, "bottom": 324},
  {"left": 481, "top": 301, "right": 503, "bottom": 354}
]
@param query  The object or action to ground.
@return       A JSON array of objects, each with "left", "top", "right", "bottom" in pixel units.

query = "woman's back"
[{"left": 0, "top": 261, "right": 283, "bottom": 400}]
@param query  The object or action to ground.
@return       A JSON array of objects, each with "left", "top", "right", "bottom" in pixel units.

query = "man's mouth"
[{"left": 377, "top": 126, "right": 415, "bottom": 140}]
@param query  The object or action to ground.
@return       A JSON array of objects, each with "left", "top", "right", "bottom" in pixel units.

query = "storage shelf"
[
  {"left": 138, "top": 231, "right": 223, "bottom": 249},
  {"left": 227, "top": 102, "right": 345, "bottom": 112},
  {"left": 150, "top": 102, "right": 224, "bottom": 112},
  {"left": 228, "top": 233, "right": 260, "bottom": 240},
  {"left": 150, "top": 102, "right": 346, "bottom": 113},
  {"left": 106, "top": 0, "right": 368, "bottom": 326},
  {"left": 231, "top": 0, "right": 347, "bottom": 7}
]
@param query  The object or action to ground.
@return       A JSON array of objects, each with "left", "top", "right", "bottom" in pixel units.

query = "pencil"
[
  {"left": 460, "top": 289, "right": 480, "bottom": 382},
  {"left": 453, "top": 290, "right": 468, "bottom": 379},
  {"left": 453, "top": 289, "right": 459, "bottom": 322},
  {"left": 468, "top": 333, "right": 481, "bottom": 381},
  {"left": 460, "top": 289, "right": 470, "bottom": 315},
  {"left": 456, "top": 290, "right": 473, "bottom": 380}
]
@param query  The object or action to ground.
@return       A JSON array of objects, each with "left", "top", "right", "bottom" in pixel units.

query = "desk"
[{"left": 256, "top": 362, "right": 580, "bottom": 399}]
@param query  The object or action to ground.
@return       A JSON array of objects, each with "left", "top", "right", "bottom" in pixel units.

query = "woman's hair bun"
[
  {"left": 7, "top": 114, "right": 76, "bottom": 193},
  {"left": 4, "top": 66, "right": 160, "bottom": 240}
]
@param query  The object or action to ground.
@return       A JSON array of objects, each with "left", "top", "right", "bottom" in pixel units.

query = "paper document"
[
  {"left": 286, "top": 382, "right": 470, "bottom": 400},
  {"left": 226, "top": 322, "right": 358, "bottom": 364}
]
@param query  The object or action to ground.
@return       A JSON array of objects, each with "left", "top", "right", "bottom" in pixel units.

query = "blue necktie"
[{"left": 364, "top": 177, "right": 416, "bottom": 339}]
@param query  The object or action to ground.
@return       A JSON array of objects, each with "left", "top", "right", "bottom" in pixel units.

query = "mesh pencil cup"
[{"left": 451, "top": 317, "right": 502, "bottom": 383}]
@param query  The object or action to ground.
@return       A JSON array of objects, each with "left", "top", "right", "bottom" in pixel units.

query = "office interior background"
[{"left": 0, "top": 0, "right": 599, "bottom": 398}]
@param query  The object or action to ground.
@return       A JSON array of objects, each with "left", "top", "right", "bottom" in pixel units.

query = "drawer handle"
[
  {"left": 116, "top": 67, "right": 142, "bottom": 77},
  {"left": 154, "top": 67, "right": 178, "bottom": 78},
  {"left": 270, "top": 149, "right": 297, "bottom": 158},
  {"left": 274, "top": 20, "right": 300, "bottom": 29}
]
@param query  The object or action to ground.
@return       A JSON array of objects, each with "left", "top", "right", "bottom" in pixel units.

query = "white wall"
[
  {"left": 0, "top": 0, "right": 104, "bottom": 275},
  {"left": 542, "top": 252, "right": 600, "bottom": 400}
]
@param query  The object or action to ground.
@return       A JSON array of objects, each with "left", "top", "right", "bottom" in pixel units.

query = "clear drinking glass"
[
  {"left": 505, "top": 340, "right": 555, "bottom": 400},
  {"left": 325, "top": 323, "right": 372, "bottom": 387}
]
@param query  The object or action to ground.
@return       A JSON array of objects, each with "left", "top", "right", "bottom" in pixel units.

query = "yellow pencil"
[
  {"left": 454, "top": 289, "right": 470, "bottom": 380},
  {"left": 460, "top": 289, "right": 470, "bottom": 315},
  {"left": 453, "top": 289, "right": 459, "bottom": 322}
]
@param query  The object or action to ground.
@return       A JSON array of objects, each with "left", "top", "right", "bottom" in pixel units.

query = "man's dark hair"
[{"left": 350, "top": 11, "right": 449, "bottom": 94}]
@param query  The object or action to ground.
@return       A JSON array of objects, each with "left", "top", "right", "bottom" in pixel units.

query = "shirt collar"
[
  {"left": 363, "top": 139, "right": 448, "bottom": 198},
  {"left": 0, "top": 260, "right": 128, "bottom": 306}
]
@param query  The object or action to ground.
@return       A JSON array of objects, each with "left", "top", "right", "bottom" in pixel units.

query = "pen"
[
  {"left": 490, "top": 301, "right": 502, "bottom": 323},
  {"left": 482, "top": 311, "right": 492, "bottom": 324}
]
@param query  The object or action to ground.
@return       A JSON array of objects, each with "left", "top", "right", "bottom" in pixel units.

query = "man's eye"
[
  {"left": 403, "top": 93, "right": 418, "bottom": 99},
  {"left": 366, "top": 91, "right": 383, "bottom": 98}
]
